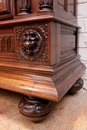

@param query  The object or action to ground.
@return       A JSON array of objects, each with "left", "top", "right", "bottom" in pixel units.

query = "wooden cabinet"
[{"left": 0, "top": 0, "right": 86, "bottom": 123}]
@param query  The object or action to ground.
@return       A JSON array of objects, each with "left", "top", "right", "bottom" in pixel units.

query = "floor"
[{"left": 0, "top": 88, "right": 87, "bottom": 130}]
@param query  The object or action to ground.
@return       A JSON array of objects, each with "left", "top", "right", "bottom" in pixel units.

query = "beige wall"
[{"left": 77, "top": 0, "right": 87, "bottom": 88}]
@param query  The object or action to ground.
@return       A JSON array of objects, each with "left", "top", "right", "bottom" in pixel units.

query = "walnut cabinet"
[{"left": 0, "top": 0, "right": 86, "bottom": 122}]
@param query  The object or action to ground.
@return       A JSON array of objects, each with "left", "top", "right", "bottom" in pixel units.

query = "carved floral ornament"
[{"left": 16, "top": 24, "right": 48, "bottom": 62}]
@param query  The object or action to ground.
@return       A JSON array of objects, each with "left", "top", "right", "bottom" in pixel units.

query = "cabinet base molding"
[{"left": 18, "top": 77, "right": 84, "bottom": 122}]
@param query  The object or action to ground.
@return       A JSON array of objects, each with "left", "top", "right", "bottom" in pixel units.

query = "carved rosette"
[
  {"left": 16, "top": 23, "right": 48, "bottom": 62},
  {"left": 18, "top": 96, "right": 53, "bottom": 122},
  {"left": 39, "top": 0, "right": 53, "bottom": 12}
]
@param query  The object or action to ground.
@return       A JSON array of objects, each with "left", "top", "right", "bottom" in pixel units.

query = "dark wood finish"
[
  {"left": 0, "top": 0, "right": 13, "bottom": 20},
  {"left": 15, "top": 0, "right": 31, "bottom": 16},
  {"left": 18, "top": 96, "right": 53, "bottom": 123},
  {"left": 68, "top": 78, "right": 84, "bottom": 95},
  {"left": 0, "top": 0, "right": 86, "bottom": 122},
  {"left": 39, "top": 0, "right": 53, "bottom": 12}
]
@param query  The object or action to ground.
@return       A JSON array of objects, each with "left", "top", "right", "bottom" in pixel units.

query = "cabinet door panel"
[
  {"left": 58, "top": 0, "right": 64, "bottom": 7},
  {"left": 0, "top": 0, "right": 13, "bottom": 20}
]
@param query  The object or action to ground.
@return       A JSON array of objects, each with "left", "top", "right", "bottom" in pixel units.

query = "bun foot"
[
  {"left": 18, "top": 96, "right": 54, "bottom": 123},
  {"left": 68, "top": 78, "right": 84, "bottom": 95}
]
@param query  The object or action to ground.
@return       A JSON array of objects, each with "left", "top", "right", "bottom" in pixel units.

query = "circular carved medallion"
[
  {"left": 22, "top": 30, "right": 42, "bottom": 56},
  {"left": 16, "top": 24, "right": 48, "bottom": 62}
]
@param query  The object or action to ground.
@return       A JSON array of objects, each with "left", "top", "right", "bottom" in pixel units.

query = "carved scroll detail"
[
  {"left": 39, "top": 0, "right": 53, "bottom": 12},
  {"left": 16, "top": 23, "right": 48, "bottom": 62}
]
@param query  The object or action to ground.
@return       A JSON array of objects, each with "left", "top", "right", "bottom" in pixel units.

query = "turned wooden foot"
[
  {"left": 68, "top": 78, "right": 84, "bottom": 95},
  {"left": 18, "top": 96, "right": 54, "bottom": 123}
]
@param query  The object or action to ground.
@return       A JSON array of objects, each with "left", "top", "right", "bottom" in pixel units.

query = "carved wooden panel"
[
  {"left": 0, "top": 0, "right": 10, "bottom": 14},
  {"left": 0, "top": 0, "right": 13, "bottom": 20},
  {"left": 16, "top": 23, "right": 49, "bottom": 63},
  {"left": 0, "top": 36, "right": 14, "bottom": 52},
  {"left": 0, "top": 27, "right": 15, "bottom": 62}
]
